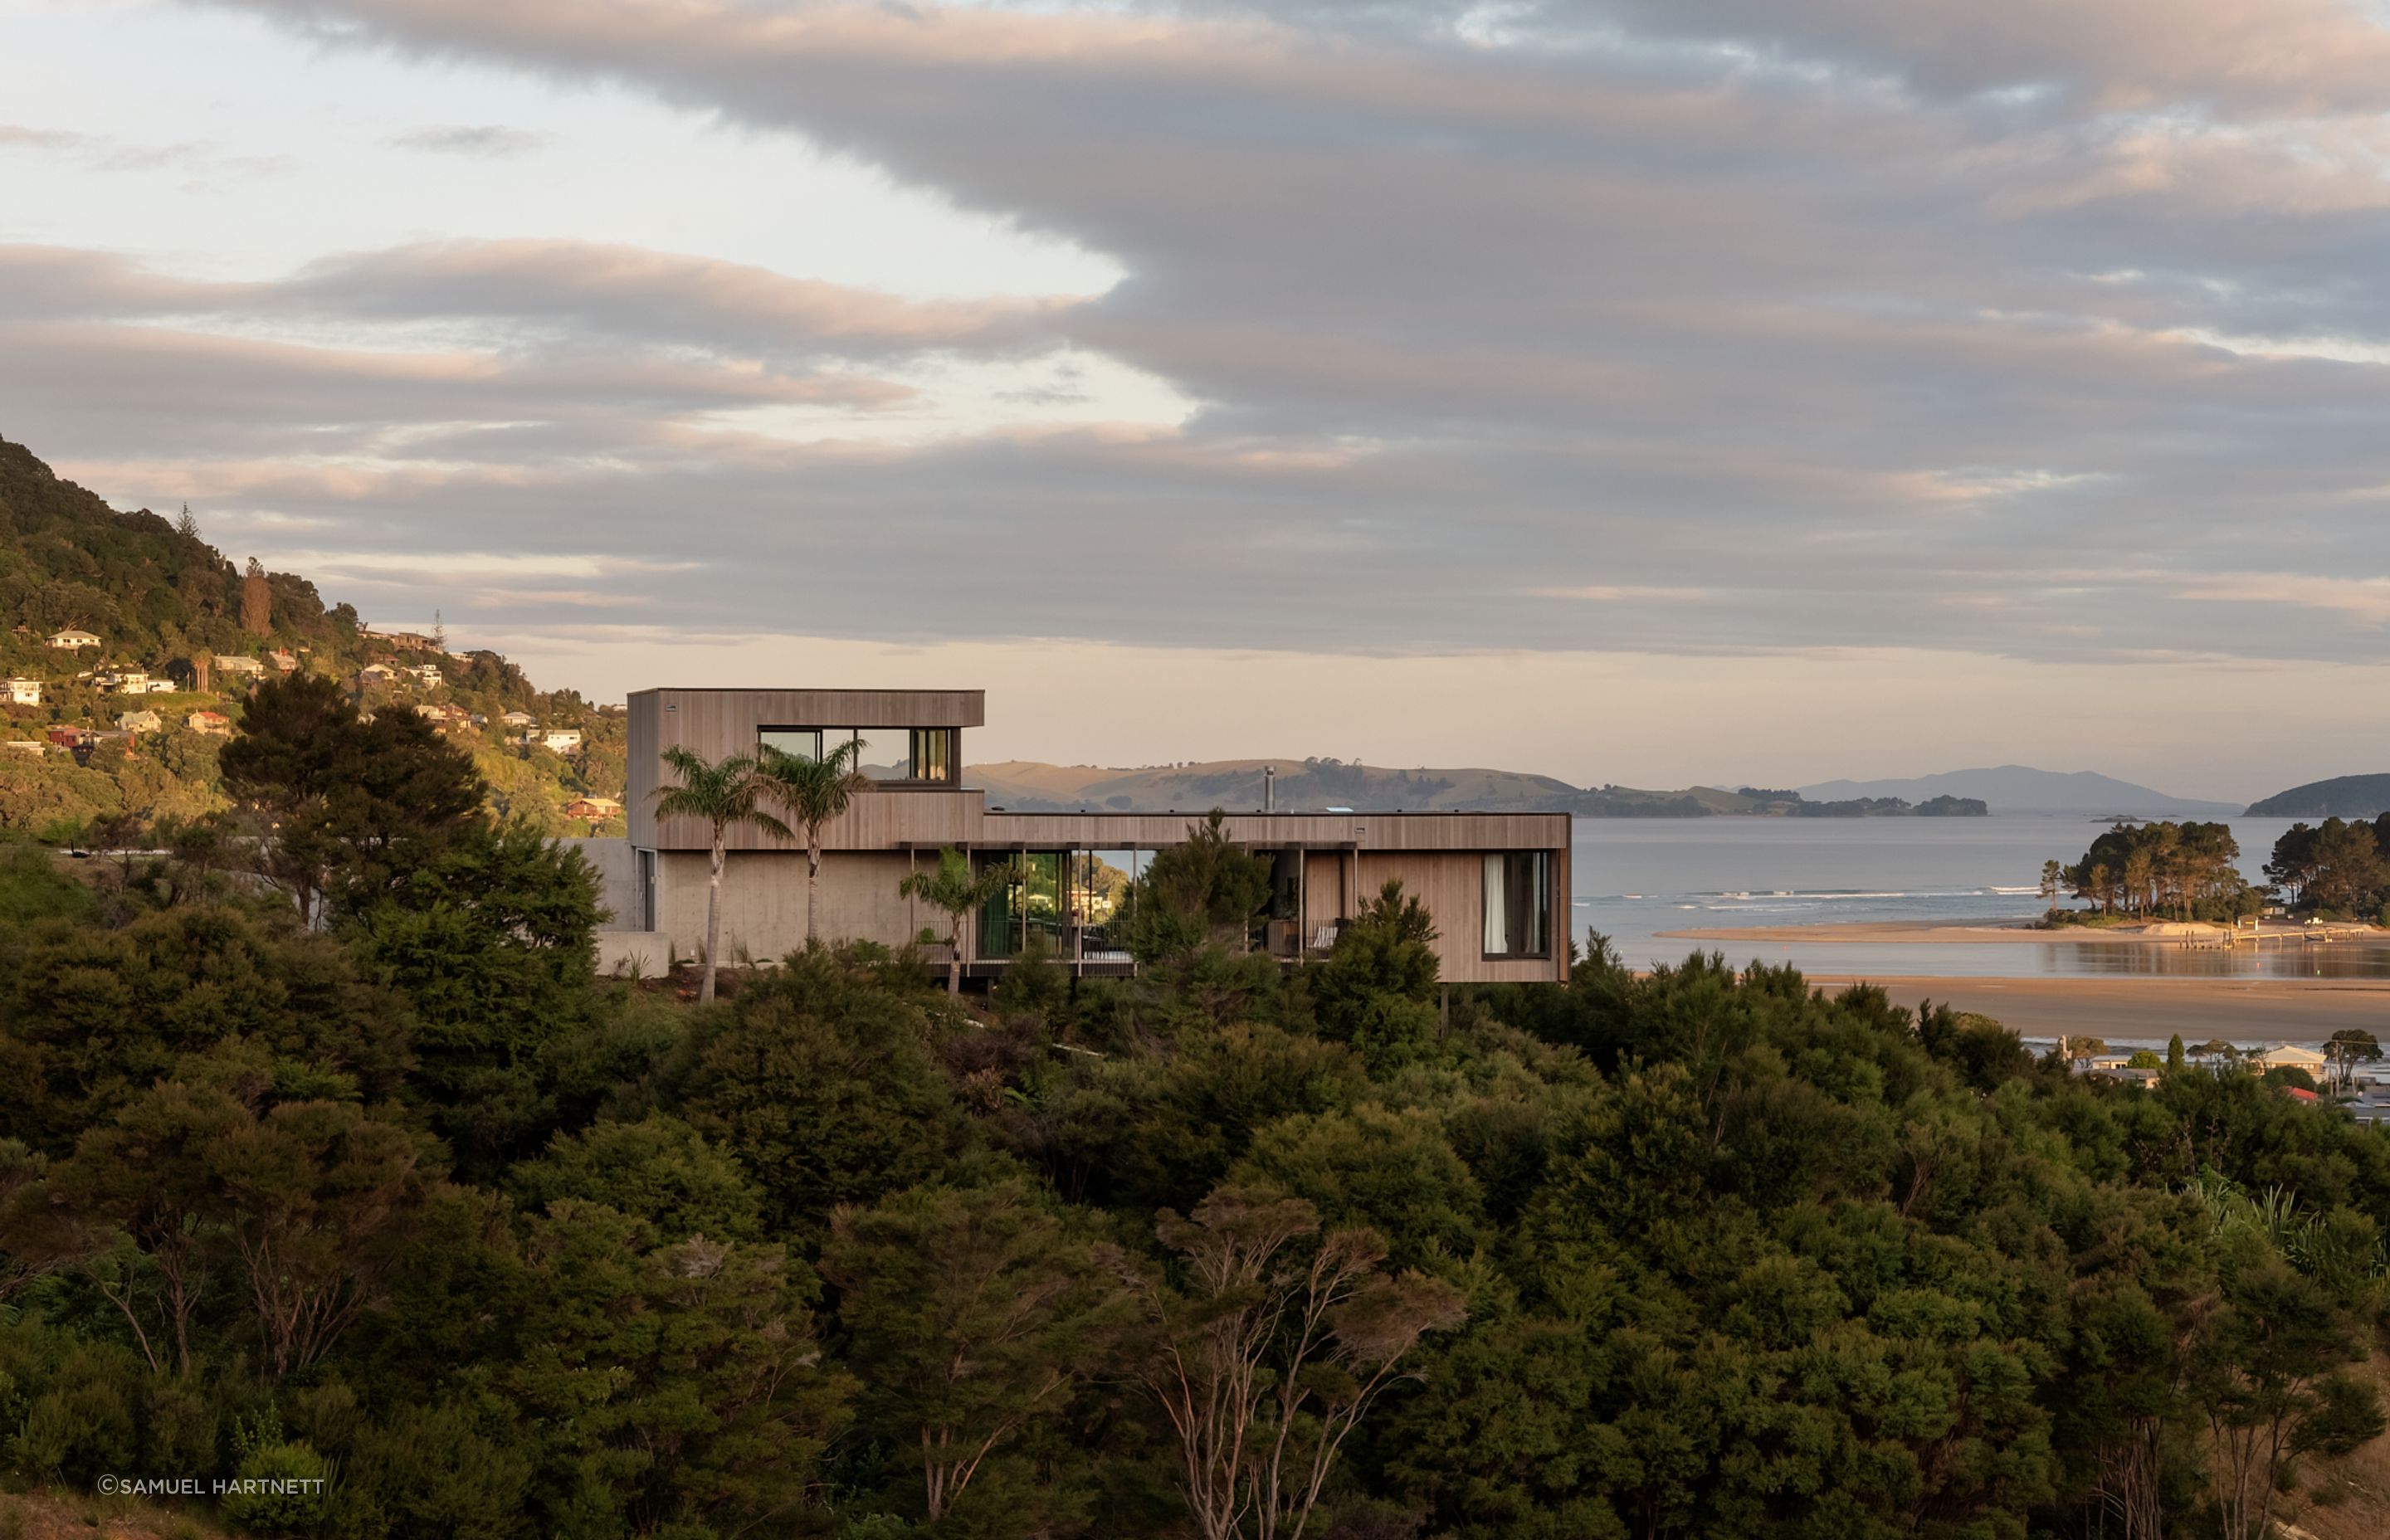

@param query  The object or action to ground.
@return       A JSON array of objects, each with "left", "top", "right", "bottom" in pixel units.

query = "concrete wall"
[
  {"left": 654, "top": 848, "right": 942, "bottom": 964},
  {"left": 560, "top": 836, "right": 638, "bottom": 929},
  {"left": 595, "top": 930, "right": 668, "bottom": 979}
]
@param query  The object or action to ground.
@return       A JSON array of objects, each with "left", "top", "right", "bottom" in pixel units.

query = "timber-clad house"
[{"left": 604, "top": 686, "right": 1571, "bottom": 984}]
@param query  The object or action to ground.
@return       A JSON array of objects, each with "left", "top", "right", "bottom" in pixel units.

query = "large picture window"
[
  {"left": 759, "top": 726, "right": 959, "bottom": 783},
  {"left": 1482, "top": 850, "right": 1550, "bottom": 957}
]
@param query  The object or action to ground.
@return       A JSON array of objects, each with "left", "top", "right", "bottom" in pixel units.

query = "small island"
[{"left": 1731, "top": 787, "right": 1988, "bottom": 817}]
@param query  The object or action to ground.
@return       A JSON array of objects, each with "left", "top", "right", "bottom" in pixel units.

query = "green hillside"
[
  {"left": 2247, "top": 773, "right": 2390, "bottom": 818},
  {"left": 0, "top": 435, "right": 623, "bottom": 839}
]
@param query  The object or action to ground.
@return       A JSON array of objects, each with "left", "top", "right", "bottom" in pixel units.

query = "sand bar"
[
  {"left": 1657, "top": 918, "right": 2374, "bottom": 947},
  {"left": 1796, "top": 974, "right": 2390, "bottom": 1043}
]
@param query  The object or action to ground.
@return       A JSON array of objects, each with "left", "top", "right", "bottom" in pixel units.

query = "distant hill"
[
  {"left": 1797, "top": 765, "right": 2238, "bottom": 816},
  {"left": 963, "top": 757, "right": 1678, "bottom": 815},
  {"left": 2246, "top": 775, "right": 2390, "bottom": 818},
  {"left": 965, "top": 760, "right": 1975, "bottom": 817}
]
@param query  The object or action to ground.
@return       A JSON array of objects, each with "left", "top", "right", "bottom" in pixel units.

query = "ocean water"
[{"left": 1573, "top": 815, "right": 2390, "bottom": 980}]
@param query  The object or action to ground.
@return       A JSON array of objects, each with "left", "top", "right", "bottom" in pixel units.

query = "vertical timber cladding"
[{"left": 628, "top": 688, "right": 988, "bottom": 853}]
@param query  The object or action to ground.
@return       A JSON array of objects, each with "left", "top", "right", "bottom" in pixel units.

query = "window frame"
[
  {"left": 1480, "top": 849, "right": 1553, "bottom": 960},
  {"left": 757, "top": 725, "right": 961, "bottom": 787}
]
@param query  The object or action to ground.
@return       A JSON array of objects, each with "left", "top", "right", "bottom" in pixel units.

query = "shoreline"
[
  {"left": 1656, "top": 917, "right": 2388, "bottom": 947},
  {"left": 1783, "top": 974, "right": 2390, "bottom": 1043}
]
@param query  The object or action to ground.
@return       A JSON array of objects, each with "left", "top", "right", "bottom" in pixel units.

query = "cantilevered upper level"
[{"left": 628, "top": 687, "right": 984, "bottom": 850}]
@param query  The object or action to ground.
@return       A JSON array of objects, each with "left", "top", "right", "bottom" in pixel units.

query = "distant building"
[
  {"left": 2251, "top": 1044, "right": 2329, "bottom": 1073},
  {"left": 364, "top": 628, "right": 440, "bottom": 654},
  {"left": 212, "top": 655, "right": 266, "bottom": 677},
  {"left": 4, "top": 677, "right": 40, "bottom": 706},
  {"left": 536, "top": 728, "right": 584, "bottom": 753},
  {"left": 187, "top": 709, "right": 232, "bottom": 735},
  {"left": 2, "top": 739, "right": 45, "bottom": 757},
  {"left": 46, "top": 629, "right": 99, "bottom": 650},
  {"left": 355, "top": 664, "right": 395, "bottom": 688},
  {"left": 500, "top": 710, "right": 534, "bottom": 727},
  {"left": 115, "top": 709, "right": 163, "bottom": 733},
  {"left": 266, "top": 649, "right": 298, "bottom": 672},
  {"left": 563, "top": 795, "right": 624, "bottom": 822},
  {"left": 406, "top": 663, "right": 444, "bottom": 689},
  {"left": 45, "top": 726, "right": 89, "bottom": 748}
]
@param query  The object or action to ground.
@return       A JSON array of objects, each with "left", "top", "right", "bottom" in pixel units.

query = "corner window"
[
  {"left": 1483, "top": 851, "right": 1550, "bottom": 957},
  {"left": 765, "top": 725, "right": 958, "bottom": 782}
]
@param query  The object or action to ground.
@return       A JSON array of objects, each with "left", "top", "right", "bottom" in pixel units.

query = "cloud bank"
[{"left": 3, "top": 0, "right": 2388, "bottom": 786}]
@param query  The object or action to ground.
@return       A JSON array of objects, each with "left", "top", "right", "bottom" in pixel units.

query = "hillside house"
[
  {"left": 4, "top": 677, "right": 39, "bottom": 706},
  {"left": 364, "top": 628, "right": 440, "bottom": 654},
  {"left": 612, "top": 685, "right": 1571, "bottom": 984},
  {"left": 212, "top": 655, "right": 265, "bottom": 678},
  {"left": 500, "top": 710, "right": 534, "bottom": 727},
  {"left": 564, "top": 795, "right": 625, "bottom": 822},
  {"left": 115, "top": 709, "right": 162, "bottom": 733},
  {"left": 536, "top": 728, "right": 584, "bottom": 753},
  {"left": 355, "top": 664, "right": 395, "bottom": 688},
  {"left": 44, "top": 727, "right": 89, "bottom": 749},
  {"left": 187, "top": 710, "right": 231, "bottom": 735},
  {"left": 406, "top": 663, "right": 444, "bottom": 688},
  {"left": 267, "top": 649, "right": 297, "bottom": 671},
  {"left": 3, "top": 739, "right": 45, "bottom": 757},
  {"left": 46, "top": 629, "right": 99, "bottom": 650}
]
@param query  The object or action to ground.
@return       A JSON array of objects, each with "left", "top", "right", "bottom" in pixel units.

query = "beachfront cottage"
[
  {"left": 2251, "top": 1044, "right": 2330, "bottom": 1074},
  {"left": 599, "top": 685, "right": 1572, "bottom": 985}
]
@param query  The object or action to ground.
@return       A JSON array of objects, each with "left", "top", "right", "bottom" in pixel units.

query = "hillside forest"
[{"left": 0, "top": 437, "right": 624, "bottom": 842}]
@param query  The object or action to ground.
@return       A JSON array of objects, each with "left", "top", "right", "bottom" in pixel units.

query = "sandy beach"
[
  {"left": 1794, "top": 974, "right": 2390, "bottom": 1044},
  {"left": 1656, "top": 918, "right": 2367, "bottom": 947}
]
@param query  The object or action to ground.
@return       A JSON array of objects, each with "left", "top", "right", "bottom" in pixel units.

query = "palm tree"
[
  {"left": 758, "top": 738, "right": 874, "bottom": 945},
  {"left": 898, "top": 846, "right": 1016, "bottom": 995},
  {"left": 648, "top": 746, "right": 790, "bottom": 1003}
]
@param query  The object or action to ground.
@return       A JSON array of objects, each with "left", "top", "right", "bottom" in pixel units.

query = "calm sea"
[{"left": 1573, "top": 816, "right": 2390, "bottom": 980}]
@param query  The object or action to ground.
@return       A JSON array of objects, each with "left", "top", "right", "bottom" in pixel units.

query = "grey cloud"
[
  {"left": 108, "top": 0, "right": 2390, "bottom": 667},
  {"left": 388, "top": 123, "right": 550, "bottom": 155}
]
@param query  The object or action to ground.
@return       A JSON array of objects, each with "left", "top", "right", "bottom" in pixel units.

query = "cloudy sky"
[{"left": 7, "top": 0, "right": 2390, "bottom": 797}]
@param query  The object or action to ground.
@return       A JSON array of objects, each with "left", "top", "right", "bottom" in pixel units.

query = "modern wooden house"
[{"left": 618, "top": 686, "right": 1572, "bottom": 983}]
